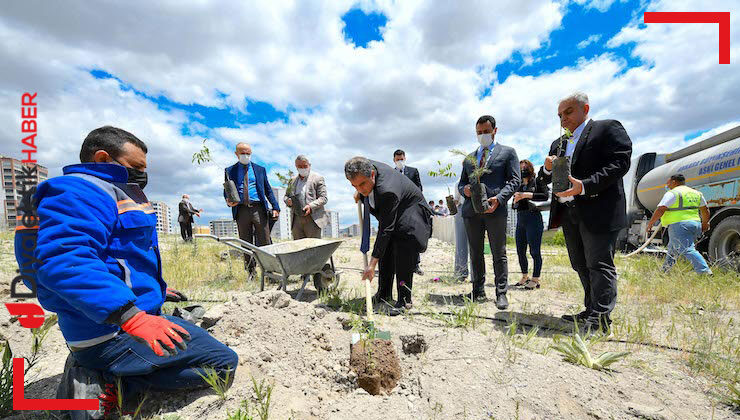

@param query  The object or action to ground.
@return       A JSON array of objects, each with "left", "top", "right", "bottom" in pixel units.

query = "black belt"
[{"left": 562, "top": 200, "right": 576, "bottom": 208}]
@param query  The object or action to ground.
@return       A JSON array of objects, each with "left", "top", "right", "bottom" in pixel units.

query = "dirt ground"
[{"left": 1, "top": 234, "right": 738, "bottom": 419}]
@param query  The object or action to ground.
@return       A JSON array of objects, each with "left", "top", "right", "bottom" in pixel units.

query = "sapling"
[{"left": 451, "top": 149, "right": 492, "bottom": 214}]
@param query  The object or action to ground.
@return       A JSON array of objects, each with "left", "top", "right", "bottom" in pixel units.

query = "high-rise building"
[
  {"left": 271, "top": 187, "right": 291, "bottom": 240},
  {"left": 321, "top": 210, "right": 340, "bottom": 238},
  {"left": 209, "top": 219, "right": 239, "bottom": 238},
  {"left": 1, "top": 156, "right": 48, "bottom": 230},
  {"left": 345, "top": 223, "right": 361, "bottom": 237},
  {"left": 150, "top": 201, "right": 171, "bottom": 235}
]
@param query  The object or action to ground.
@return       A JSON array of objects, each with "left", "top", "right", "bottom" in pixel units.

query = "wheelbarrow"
[{"left": 194, "top": 234, "right": 343, "bottom": 300}]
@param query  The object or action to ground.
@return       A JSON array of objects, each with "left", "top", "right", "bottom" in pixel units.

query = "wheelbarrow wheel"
[
  {"left": 313, "top": 273, "right": 328, "bottom": 294},
  {"left": 314, "top": 264, "right": 335, "bottom": 294}
]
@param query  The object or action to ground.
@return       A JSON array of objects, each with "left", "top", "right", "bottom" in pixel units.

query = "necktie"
[
  {"left": 243, "top": 164, "right": 251, "bottom": 205},
  {"left": 479, "top": 148, "right": 489, "bottom": 168},
  {"left": 360, "top": 196, "right": 371, "bottom": 254}
]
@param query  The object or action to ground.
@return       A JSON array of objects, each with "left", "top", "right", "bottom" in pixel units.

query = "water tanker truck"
[{"left": 620, "top": 125, "right": 740, "bottom": 269}]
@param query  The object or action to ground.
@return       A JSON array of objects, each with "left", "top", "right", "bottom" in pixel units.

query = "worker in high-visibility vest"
[{"left": 647, "top": 174, "right": 712, "bottom": 274}]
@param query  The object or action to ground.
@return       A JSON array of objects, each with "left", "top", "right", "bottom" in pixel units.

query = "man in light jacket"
[{"left": 284, "top": 155, "right": 329, "bottom": 239}]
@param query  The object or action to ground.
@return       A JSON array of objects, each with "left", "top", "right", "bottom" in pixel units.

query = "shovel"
[{"left": 352, "top": 200, "right": 391, "bottom": 344}]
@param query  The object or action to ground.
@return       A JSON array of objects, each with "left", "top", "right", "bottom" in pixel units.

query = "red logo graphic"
[
  {"left": 644, "top": 12, "right": 731, "bottom": 64},
  {"left": 4, "top": 303, "right": 45, "bottom": 329},
  {"left": 13, "top": 358, "right": 99, "bottom": 410}
]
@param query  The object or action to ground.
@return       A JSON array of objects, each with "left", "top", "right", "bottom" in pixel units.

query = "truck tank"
[{"left": 636, "top": 126, "right": 740, "bottom": 210}]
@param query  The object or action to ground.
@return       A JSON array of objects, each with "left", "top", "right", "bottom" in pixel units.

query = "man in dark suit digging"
[{"left": 345, "top": 157, "right": 433, "bottom": 315}]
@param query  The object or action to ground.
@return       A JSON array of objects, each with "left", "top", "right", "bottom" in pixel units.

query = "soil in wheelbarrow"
[{"left": 349, "top": 338, "right": 401, "bottom": 396}]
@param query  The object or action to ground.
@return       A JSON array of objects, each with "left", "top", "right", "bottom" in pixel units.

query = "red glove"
[
  {"left": 165, "top": 287, "right": 188, "bottom": 302},
  {"left": 121, "top": 312, "right": 191, "bottom": 357}
]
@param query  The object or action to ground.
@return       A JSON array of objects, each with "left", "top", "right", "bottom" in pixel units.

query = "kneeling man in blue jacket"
[{"left": 15, "top": 126, "right": 237, "bottom": 418}]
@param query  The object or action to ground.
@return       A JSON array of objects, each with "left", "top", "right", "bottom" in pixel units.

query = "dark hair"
[
  {"left": 80, "top": 126, "right": 148, "bottom": 163},
  {"left": 344, "top": 156, "right": 373, "bottom": 179},
  {"left": 520, "top": 159, "right": 535, "bottom": 178},
  {"left": 428, "top": 200, "right": 434, "bottom": 205},
  {"left": 476, "top": 115, "right": 496, "bottom": 129},
  {"left": 393, "top": 149, "right": 405, "bottom": 157},
  {"left": 670, "top": 174, "right": 686, "bottom": 184}
]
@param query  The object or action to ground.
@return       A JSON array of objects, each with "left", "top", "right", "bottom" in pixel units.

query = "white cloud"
[
  {"left": 1, "top": 0, "right": 738, "bottom": 229},
  {"left": 572, "top": 0, "right": 624, "bottom": 12},
  {"left": 577, "top": 34, "right": 602, "bottom": 49}
]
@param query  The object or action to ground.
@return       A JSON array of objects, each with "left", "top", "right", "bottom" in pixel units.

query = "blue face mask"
[{"left": 664, "top": 185, "right": 670, "bottom": 192}]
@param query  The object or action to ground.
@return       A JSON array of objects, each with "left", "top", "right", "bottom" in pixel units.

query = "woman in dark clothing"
[{"left": 512, "top": 159, "right": 549, "bottom": 290}]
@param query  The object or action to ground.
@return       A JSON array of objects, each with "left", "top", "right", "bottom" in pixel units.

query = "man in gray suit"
[
  {"left": 284, "top": 155, "right": 329, "bottom": 239},
  {"left": 459, "top": 115, "right": 521, "bottom": 309}
]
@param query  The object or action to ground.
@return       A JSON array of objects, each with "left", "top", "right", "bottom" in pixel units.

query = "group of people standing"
[
  {"left": 211, "top": 90, "right": 634, "bottom": 332},
  {"left": 345, "top": 91, "right": 635, "bottom": 334}
]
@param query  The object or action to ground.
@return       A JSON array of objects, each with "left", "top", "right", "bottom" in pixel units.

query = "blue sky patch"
[
  {"left": 480, "top": 0, "right": 647, "bottom": 98},
  {"left": 90, "top": 69, "right": 289, "bottom": 136},
  {"left": 341, "top": 7, "right": 387, "bottom": 48}
]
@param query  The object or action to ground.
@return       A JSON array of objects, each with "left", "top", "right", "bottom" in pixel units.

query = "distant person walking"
[
  {"left": 178, "top": 194, "right": 202, "bottom": 242},
  {"left": 646, "top": 174, "right": 712, "bottom": 275}
]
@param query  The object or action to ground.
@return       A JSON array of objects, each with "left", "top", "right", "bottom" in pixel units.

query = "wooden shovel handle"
[{"left": 357, "top": 201, "right": 373, "bottom": 321}]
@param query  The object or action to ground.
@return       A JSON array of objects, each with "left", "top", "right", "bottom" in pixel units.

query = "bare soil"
[{"left": 0, "top": 236, "right": 738, "bottom": 419}]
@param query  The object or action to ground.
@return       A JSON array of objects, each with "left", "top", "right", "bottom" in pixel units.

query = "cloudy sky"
[{"left": 1, "top": 0, "right": 738, "bottom": 228}]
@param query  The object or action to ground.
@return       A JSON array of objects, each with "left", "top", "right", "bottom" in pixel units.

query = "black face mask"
[
  {"left": 521, "top": 168, "right": 531, "bottom": 178},
  {"left": 113, "top": 159, "right": 148, "bottom": 190}
]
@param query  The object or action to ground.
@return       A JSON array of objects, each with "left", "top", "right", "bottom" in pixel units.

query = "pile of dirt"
[{"left": 349, "top": 339, "right": 401, "bottom": 395}]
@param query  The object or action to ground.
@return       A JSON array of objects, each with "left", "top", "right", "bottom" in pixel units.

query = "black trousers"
[
  {"left": 179, "top": 222, "right": 193, "bottom": 241},
  {"left": 236, "top": 203, "right": 272, "bottom": 267},
  {"left": 377, "top": 236, "right": 418, "bottom": 305},
  {"left": 464, "top": 209, "right": 508, "bottom": 296},
  {"left": 515, "top": 210, "right": 544, "bottom": 277},
  {"left": 560, "top": 205, "right": 619, "bottom": 321}
]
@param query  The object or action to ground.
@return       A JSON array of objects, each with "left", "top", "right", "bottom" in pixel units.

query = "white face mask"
[
  {"left": 297, "top": 167, "right": 310, "bottom": 178},
  {"left": 477, "top": 133, "right": 494, "bottom": 147},
  {"left": 238, "top": 154, "right": 251, "bottom": 165},
  {"left": 395, "top": 159, "right": 405, "bottom": 170}
]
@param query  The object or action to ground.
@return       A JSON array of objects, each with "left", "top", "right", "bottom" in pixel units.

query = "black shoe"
[
  {"left": 561, "top": 310, "right": 590, "bottom": 323},
  {"left": 495, "top": 294, "right": 509, "bottom": 310},
  {"left": 579, "top": 320, "right": 612, "bottom": 337},
  {"left": 578, "top": 315, "right": 612, "bottom": 337},
  {"left": 470, "top": 291, "right": 487, "bottom": 302},
  {"left": 388, "top": 301, "right": 412, "bottom": 317},
  {"left": 57, "top": 353, "right": 126, "bottom": 419},
  {"left": 372, "top": 293, "right": 393, "bottom": 306},
  {"left": 414, "top": 266, "right": 424, "bottom": 276}
]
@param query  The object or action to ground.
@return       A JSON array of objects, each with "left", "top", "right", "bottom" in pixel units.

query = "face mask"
[
  {"left": 521, "top": 168, "right": 531, "bottom": 178},
  {"left": 297, "top": 168, "right": 310, "bottom": 178},
  {"left": 664, "top": 185, "right": 671, "bottom": 192},
  {"left": 395, "top": 159, "right": 405, "bottom": 170},
  {"left": 238, "top": 154, "right": 251, "bottom": 165},
  {"left": 477, "top": 133, "right": 494, "bottom": 147},
  {"left": 113, "top": 159, "right": 148, "bottom": 190}
]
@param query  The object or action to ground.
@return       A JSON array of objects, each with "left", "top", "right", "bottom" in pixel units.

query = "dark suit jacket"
[
  {"left": 178, "top": 200, "right": 198, "bottom": 224},
  {"left": 225, "top": 161, "right": 281, "bottom": 221},
  {"left": 537, "top": 119, "right": 632, "bottom": 233},
  {"left": 457, "top": 143, "right": 520, "bottom": 218},
  {"left": 366, "top": 160, "right": 433, "bottom": 259},
  {"left": 400, "top": 166, "right": 422, "bottom": 191}
]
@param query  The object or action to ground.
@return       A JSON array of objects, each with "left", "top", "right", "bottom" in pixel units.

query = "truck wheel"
[{"left": 708, "top": 215, "right": 740, "bottom": 270}]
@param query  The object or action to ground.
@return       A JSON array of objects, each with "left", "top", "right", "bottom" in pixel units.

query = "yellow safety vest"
[{"left": 660, "top": 185, "right": 702, "bottom": 227}]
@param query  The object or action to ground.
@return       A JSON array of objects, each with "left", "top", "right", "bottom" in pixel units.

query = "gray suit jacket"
[
  {"left": 458, "top": 143, "right": 521, "bottom": 218},
  {"left": 284, "top": 171, "right": 329, "bottom": 229}
]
